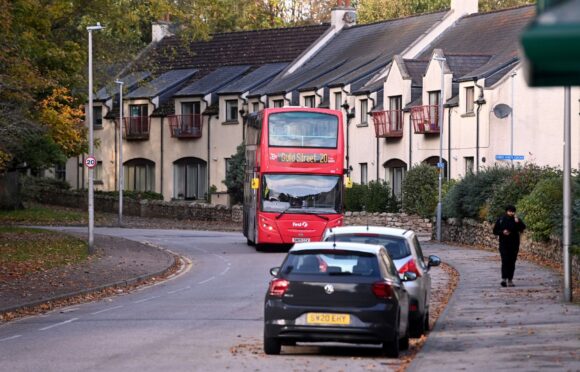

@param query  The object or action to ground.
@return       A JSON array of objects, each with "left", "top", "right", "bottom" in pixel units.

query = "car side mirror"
[
  {"left": 400, "top": 271, "right": 417, "bottom": 282},
  {"left": 428, "top": 255, "right": 441, "bottom": 268},
  {"left": 270, "top": 267, "right": 280, "bottom": 276}
]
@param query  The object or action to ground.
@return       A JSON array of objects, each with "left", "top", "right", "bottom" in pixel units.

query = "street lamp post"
[
  {"left": 115, "top": 80, "right": 124, "bottom": 227},
  {"left": 87, "top": 22, "right": 104, "bottom": 254},
  {"left": 434, "top": 56, "right": 446, "bottom": 242}
]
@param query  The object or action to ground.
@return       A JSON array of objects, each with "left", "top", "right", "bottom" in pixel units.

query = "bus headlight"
[{"left": 261, "top": 217, "right": 277, "bottom": 232}]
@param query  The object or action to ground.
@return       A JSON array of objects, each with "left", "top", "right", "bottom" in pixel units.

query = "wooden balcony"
[
  {"left": 123, "top": 116, "right": 150, "bottom": 140},
  {"left": 168, "top": 114, "right": 203, "bottom": 139},
  {"left": 410, "top": 105, "right": 440, "bottom": 134},
  {"left": 372, "top": 110, "right": 404, "bottom": 138}
]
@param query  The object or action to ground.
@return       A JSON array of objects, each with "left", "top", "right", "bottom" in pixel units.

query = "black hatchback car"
[{"left": 264, "top": 241, "right": 416, "bottom": 357}]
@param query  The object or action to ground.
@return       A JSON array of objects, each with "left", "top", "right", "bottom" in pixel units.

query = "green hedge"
[
  {"left": 345, "top": 180, "right": 399, "bottom": 213},
  {"left": 401, "top": 163, "right": 438, "bottom": 218}
]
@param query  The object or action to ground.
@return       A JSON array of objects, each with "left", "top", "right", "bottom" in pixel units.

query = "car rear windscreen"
[
  {"left": 281, "top": 250, "right": 379, "bottom": 277},
  {"left": 325, "top": 235, "right": 411, "bottom": 260}
]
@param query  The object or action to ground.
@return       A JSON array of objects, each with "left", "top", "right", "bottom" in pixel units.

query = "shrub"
[
  {"left": 401, "top": 163, "right": 438, "bottom": 218},
  {"left": 21, "top": 175, "right": 70, "bottom": 201},
  {"left": 345, "top": 181, "right": 399, "bottom": 213},
  {"left": 442, "top": 164, "right": 513, "bottom": 221},
  {"left": 96, "top": 190, "right": 163, "bottom": 200},
  {"left": 517, "top": 176, "right": 562, "bottom": 241},
  {"left": 345, "top": 183, "right": 366, "bottom": 211},
  {"left": 486, "top": 164, "right": 559, "bottom": 222},
  {"left": 223, "top": 142, "right": 245, "bottom": 204}
]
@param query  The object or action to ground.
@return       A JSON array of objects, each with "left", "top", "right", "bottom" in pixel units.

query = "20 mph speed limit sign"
[{"left": 84, "top": 156, "right": 97, "bottom": 169}]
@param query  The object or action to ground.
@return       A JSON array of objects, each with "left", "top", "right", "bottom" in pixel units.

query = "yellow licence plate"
[{"left": 306, "top": 313, "right": 350, "bottom": 325}]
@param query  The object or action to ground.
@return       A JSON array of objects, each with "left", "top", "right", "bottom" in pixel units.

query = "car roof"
[
  {"left": 290, "top": 241, "right": 384, "bottom": 255},
  {"left": 325, "top": 225, "right": 413, "bottom": 238}
]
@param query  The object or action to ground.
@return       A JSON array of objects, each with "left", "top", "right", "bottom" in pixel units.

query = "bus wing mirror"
[
  {"left": 345, "top": 177, "right": 353, "bottom": 189},
  {"left": 251, "top": 178, "right": 260, "bottom": 189}
]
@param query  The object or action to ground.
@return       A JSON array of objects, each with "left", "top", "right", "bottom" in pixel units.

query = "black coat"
[{"left": 493, "top": 215, "right": 526, "bottom": 250}]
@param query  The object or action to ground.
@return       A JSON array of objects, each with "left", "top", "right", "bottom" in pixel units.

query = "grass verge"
[
  {"left": 0, "top": 226, "right": 88, "bottom": 280},
  {"left": 0, "top": 204, "right": 86, "bottom": 225}
]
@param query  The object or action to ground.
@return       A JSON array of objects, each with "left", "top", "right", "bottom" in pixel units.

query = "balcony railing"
[
  {"left": 410, "top": 105, "right": 440, "bottom": 134},
  {"left": 123, "top": 116, "right": 150, "bottom": 140},
  {"left": 372, "top": 110, "right": 404, "bottom": 138},
  {"left": 168, "top": 114, "right": 203, "bottom": 139}
]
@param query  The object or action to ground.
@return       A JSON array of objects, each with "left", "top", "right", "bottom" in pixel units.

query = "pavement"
[{"left": 1, "top": 231, "right": 578, "bottom": 370}]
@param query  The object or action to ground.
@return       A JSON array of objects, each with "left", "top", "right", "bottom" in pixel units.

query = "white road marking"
[
  {"left": 0, "top": 335, "right": 22, "bottom": 342},
  {"left": 219, "top": 266, "right": 231, "bottom": 276},
  {"left": 133, "top": 296, "right": 161, "bottom": 304},
  {"left": 90, "top": 305, "right": 124, "bottom": 315},
  {"left": 168, "top": 286, "right": 191, "bottom": 294},
  {"left": 39, "top": 318, "right": 79, "bottom": 331},
  {"left": 198, "top": 276, "right": 215, "bottom": 285}
]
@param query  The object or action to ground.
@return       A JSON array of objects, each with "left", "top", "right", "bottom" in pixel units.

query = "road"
[{"left": 0, "top": 228, "right": 411, "bottom": 372}]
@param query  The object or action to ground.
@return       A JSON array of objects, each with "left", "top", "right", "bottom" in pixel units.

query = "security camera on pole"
[{"left": 87, "top": 22, "right": 105, "bottom": 254}]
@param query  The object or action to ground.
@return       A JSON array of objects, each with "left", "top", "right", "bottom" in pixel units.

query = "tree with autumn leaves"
[{"left": 0, "top": 0, "right": 535, "bottom": 174}]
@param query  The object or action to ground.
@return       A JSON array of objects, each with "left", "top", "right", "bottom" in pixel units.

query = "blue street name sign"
[
  {"left": 436, "top": 162, "right": 445, "bottom": 168},
  {"left": 495, "top": 154, "right": 525, "bottom": 161}
]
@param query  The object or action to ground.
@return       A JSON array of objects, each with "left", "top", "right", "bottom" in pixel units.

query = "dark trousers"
[{"left": 499, "top": 246, "right": 519, "bottom": 280}]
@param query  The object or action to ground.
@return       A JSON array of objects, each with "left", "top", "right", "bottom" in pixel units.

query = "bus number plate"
[{"left": 292, "top": 237, "right": 310, "bottom": 243}]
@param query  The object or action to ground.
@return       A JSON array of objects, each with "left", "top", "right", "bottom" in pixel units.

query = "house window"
[
  {"left": 55, "top": 163, "right": 66, "bottom": 181},
  {"left": 273, "top": 99, "right": 284, "bottom": 108},
  {"left": 93, "top": 106, "right": 103, "bottom": 129},
  {"left": 173, "top": 157, "right": 207, "bottom": 200},
  {"left": 389, "top": 95, "right": 403, "bottom": 131},
  {"left": 360, "top": 99, "right": 368, "bottom": 125},
  {"left": 304, "top": 95, "right": 315, "bottom": 108},
  {"left": 252, "top": 102, "right": 260, "bottom": 113},
  {"left": 225, "top": 99, "right": 238, "bottom": 122},
  {"left": 334, "top": 92, "right": 342, "bottom": 110},
  {"left": 182, "top": 101, "right": 200, "bottom": 116},
  {"left": 384, "top": 159, "right": 407, "bottom": 199},
  {"left": 360, "top": 163, "right": 368, "bottom": 185},
  {"left": 124, "top": 158, "right": 155, "bottom": 192},
  {"left": 465, "top": 156, "right": 474, "bottom": 175},
  {"left": 94, "top": 161, "right": 103, "bottom": 183},
  {"left": 465, "top": 87, "right": 474, "bottom": 113},
  {"left": 428, "top": 91, "right": 441, "bottom": 126},
  {"left": 225, "top": 158, "right": 234, "bottom": 179},
  {"left": 127, "top": 104, "right": 149, "bottom": 136}
]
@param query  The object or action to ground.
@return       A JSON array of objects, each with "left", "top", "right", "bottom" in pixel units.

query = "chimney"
[
  {"left": 151, "top": 17, "right": 173, "bottom": 42},
  {"left": 331, "top": 0, "right": 356, "bottom": 28},
  {"left": 450, "top": 0, "right": 478, "bottom": 16}
]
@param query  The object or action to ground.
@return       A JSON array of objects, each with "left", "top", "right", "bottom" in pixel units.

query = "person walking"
[{"left": 493, "top": 205, "right": 526, "bottom": 287}]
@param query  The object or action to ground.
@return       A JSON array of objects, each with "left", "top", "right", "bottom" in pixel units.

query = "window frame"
[
  {"left": 359, "top": 99, "right": 369, "bottom": 125},
  {"left": 225, "top": 99, "right": 239, "bottom": 122},
  {"left": 465, "top": 86, "right": 475, "bottom": 114}
]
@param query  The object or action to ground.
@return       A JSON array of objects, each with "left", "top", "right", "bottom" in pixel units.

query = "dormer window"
[
  {"left": 225, "top": 99, "right": 238, "bottom": 122},
  {"left": 93, "top": 106, "right": 103, "bottom": 129},
  {"left": 360, "top": 99, "right": 368, "bottom": 125},
  {"left": 334, "top": 92, "right": 342, "bottom": 110},
  {"left": 465, "top": 87, "right": 474, "bottom": 114},
  {"left": 273, "top": 99, "right": 284, "bottom": 108},
  {"left": 304, "top": 95, "right": 315, "bottom": 108}
]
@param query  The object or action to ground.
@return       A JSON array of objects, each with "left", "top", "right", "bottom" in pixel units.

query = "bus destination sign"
[{"left": 276, "top": 152, "right": 331, "bottom": 163}]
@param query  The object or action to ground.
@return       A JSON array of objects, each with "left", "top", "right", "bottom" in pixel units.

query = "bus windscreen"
[
  {"left": 261, "top": 174, "right": 341, "bottom": 214},
  {"left": 268, "top": 112, "right": 338, "bottom": 148}
]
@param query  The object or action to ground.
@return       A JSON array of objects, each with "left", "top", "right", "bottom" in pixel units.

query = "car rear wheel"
[
  {"left": 399, "top": 325, "right": 410, "bottom": 351},
  {"left": 410, "top": 312, "right": 426, "bottom": 338},
  {"left": 264, "top": 336, "right": 281, "bottom": 355},
  {"left": 424, "top": 310, "right": 430, "bottom": 333},
  {"left": 382, "top": 321, "right": 400, "bottom": 358}
]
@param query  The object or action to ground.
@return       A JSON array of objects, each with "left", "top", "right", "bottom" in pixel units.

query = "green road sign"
[{"left": 521, "top": 0, "right": 580, "bottom": 86}]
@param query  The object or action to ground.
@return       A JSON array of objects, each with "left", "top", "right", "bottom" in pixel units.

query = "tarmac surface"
[{"left": 1, "top": 230, "right": 578, "bottom": 370}]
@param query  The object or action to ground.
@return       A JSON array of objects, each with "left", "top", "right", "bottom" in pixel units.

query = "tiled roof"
[
  {"left": 96, "top": 71, "right": 151, "bottom": 101},
  {"left": 133, "top": 24, "right": 329, "bottom": 74},
  {"left": 257, "top": 10, "right": 448, "bottom": 96},
  {"left": 403, "top": 60, "right": 429, "bottom": 86},
  {"left": 217, "top": 63, "right": 288, "bottom": 95},
  {"left": 175, "top": 65, "right": 251, "bottom": 97},
  {"left": 418, "top": 5, "right": 535, "bottom": 85},
  {"left": 125, "top": 68, "right": 198, "bottom": 99}
]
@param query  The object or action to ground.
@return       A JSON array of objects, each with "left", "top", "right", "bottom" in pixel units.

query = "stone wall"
[
  {"left": 34, "top": 190, "right": 243, "bottom": 223},
  {"left": 442, "top": 218, "right": 579, "bottom": 282},
  {"left": 343, "top": 211, "right": 433, "bottom": 235}
]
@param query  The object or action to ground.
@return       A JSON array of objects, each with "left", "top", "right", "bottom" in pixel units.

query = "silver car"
[{"left": 323, "top": 226, "right": 440, "bottom": 337}]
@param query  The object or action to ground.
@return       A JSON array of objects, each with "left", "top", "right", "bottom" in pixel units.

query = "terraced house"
[{"left": 67, "top": 0, "right": 579, "bottom": 203}]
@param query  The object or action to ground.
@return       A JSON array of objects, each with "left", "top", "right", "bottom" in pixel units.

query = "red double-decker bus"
[{"left": 243, "top": 107, "right": 345, "bottom": 248}]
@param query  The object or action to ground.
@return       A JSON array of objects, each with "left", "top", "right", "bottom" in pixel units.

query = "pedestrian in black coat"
[{"left": 493, "top": 205, "right": 526, "bottom": 287}]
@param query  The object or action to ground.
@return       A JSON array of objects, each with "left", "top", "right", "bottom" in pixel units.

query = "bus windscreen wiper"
[
  {"left": 310, "top": 213, "right": 329, "bottom": 221},
  {"left": 276, "top": 206, "right": 292, "bottom": 220}
]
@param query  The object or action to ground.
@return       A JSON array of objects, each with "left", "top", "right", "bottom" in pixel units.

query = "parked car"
[
  {"left": 263, "top": 241, "right": 416, "bottom": 357},
  {"left": 322, "top": 226, "right": 441, "bottom": 337}
]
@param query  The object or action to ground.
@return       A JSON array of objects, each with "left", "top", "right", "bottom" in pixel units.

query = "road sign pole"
[
  {"left": 87, "top": 28, "right": 95, "bottom": 255},
  {"left": 563, "top": 86, "right": 572, "bottom": 302}
]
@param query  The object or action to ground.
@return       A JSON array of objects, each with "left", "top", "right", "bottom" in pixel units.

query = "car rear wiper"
[{"left": 327, "top": 271, "right": 352, "bottom": 275}]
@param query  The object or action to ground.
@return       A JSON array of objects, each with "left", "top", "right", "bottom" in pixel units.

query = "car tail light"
[
  {"left": 268, "top": 278, "right": 289, "bottom": 297},
  {"left": 398, "top": 258, "right": 422, "bottom": 277},
  {"left": 372, "top": 281, "right": 394, "bottom": 299}
]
